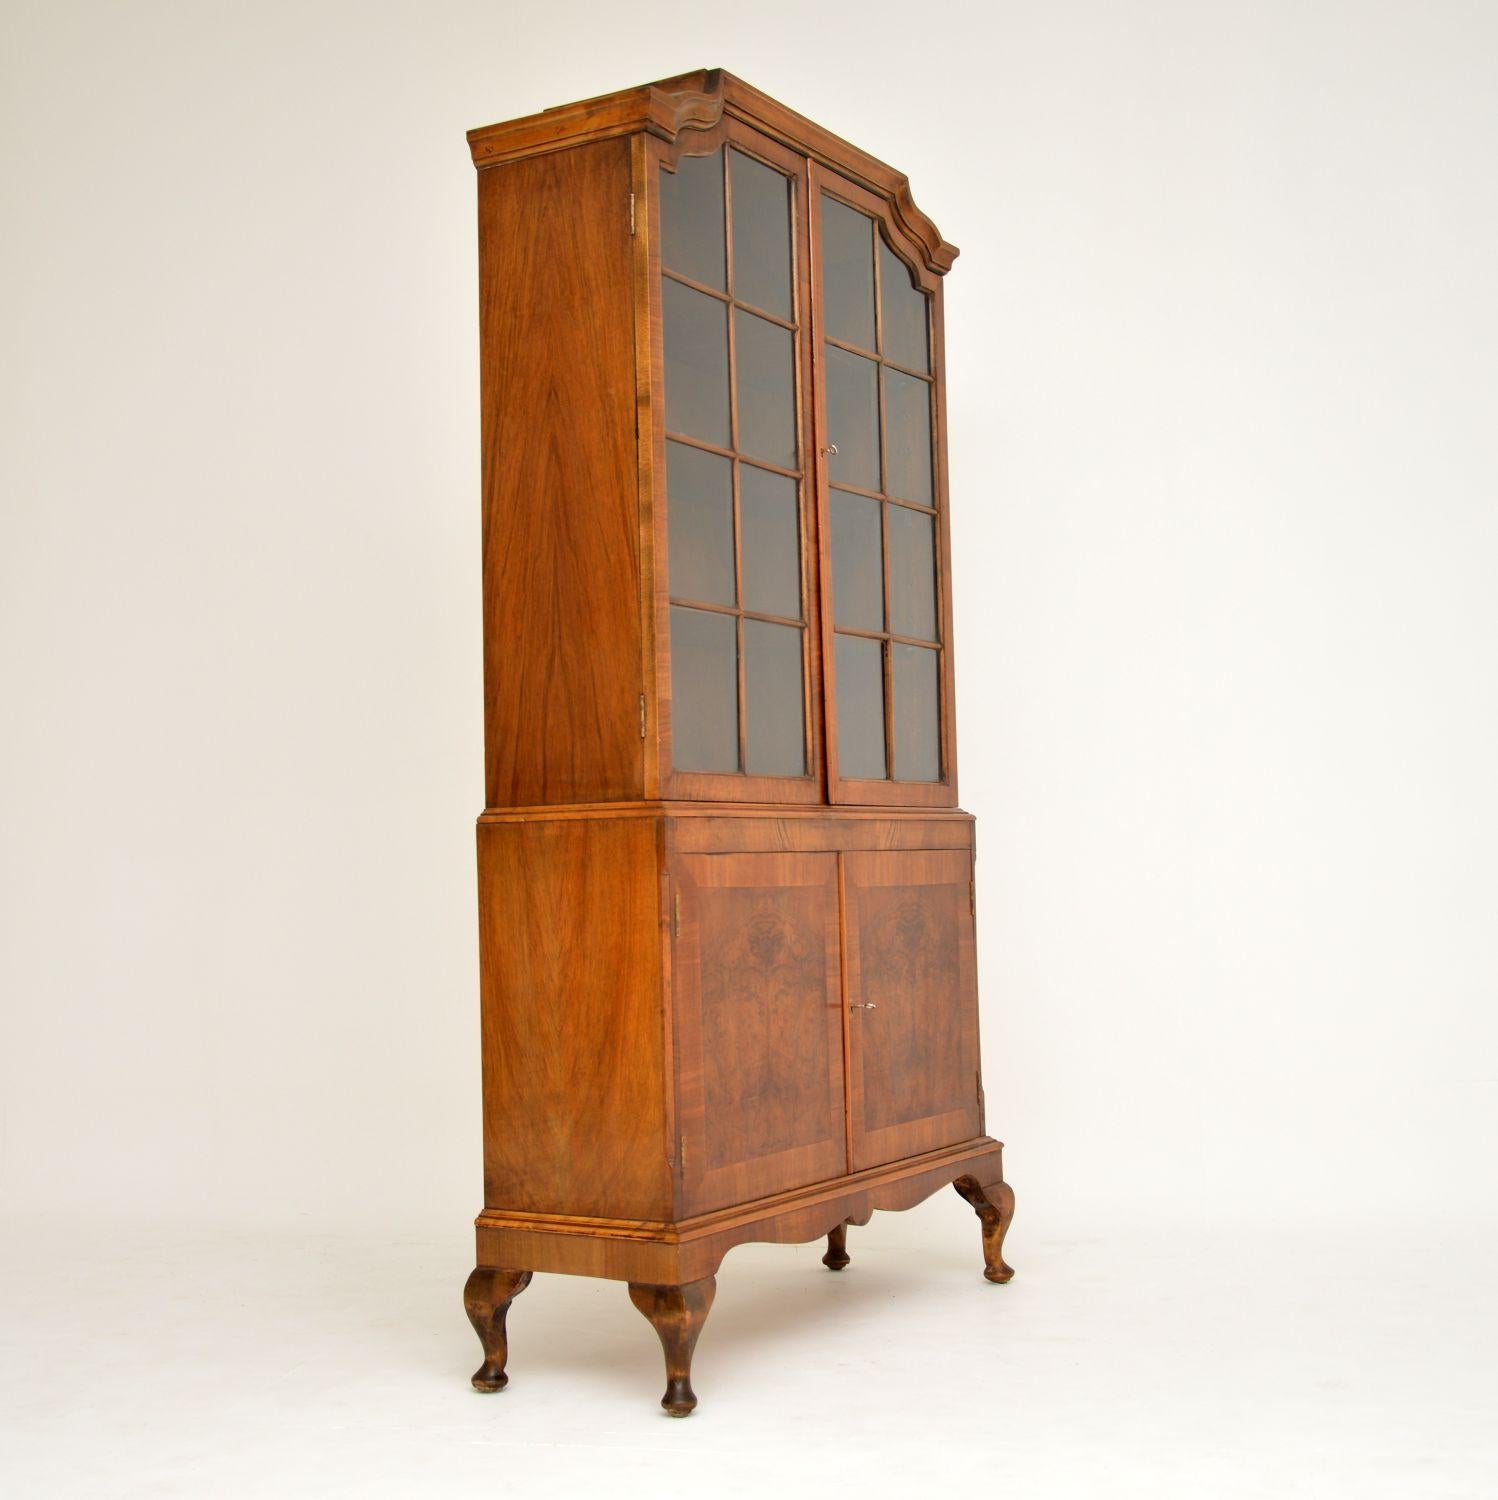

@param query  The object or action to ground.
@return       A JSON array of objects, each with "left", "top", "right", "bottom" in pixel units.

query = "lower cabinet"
[
  {"left": 670, "top": 843, "right": 982, "bottom": 1214},
  {"left": 470, "top": 807, "right": 1010, "bottom": 1417}
]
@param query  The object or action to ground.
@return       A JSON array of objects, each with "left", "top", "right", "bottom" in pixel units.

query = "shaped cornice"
[{"left": 466, "top": 68, "right": 958, "bottom": 274}]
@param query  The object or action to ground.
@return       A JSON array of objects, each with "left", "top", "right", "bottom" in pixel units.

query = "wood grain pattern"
[
  {"left": 475, "top": 1137, "right": 1008, "bottom": 1284},
  {"left": 844, "top": 848, "right": 981, "bottom": 1170},
  {"left": 476, "top": 816, "right": 670, "bottom": 1219},
  {"left": 464, "top": 79, "right": 1012, "bottom": 1413},
  {"left": 630, "top": 131, "right": 664, "bottom": 801},
  {"left": 468, "top": 70, "right": 957, "bottom": 276},
  {"left": 666, "top": 812, "right": 970, "bottom": 854},
  {"left": 478, "top": 138, "right": 643, "bottom": 807},
  {"left": 953, "top": 1175, "right": 1017, "bottom": 1283},
  {"left": 463, "top": 1266, "right": 533, "bottom": 1390},
  {"left": 822, "top": 1222, "right": 851, "bottom": 1270},
  {"left": 628, "top": 1277, "right": 716, "bottom": 1416},
  {"left": 477, "top": 803, "right": 975, "bottom": 854},
  {"left": 671, "top": 852, "right": 846, "bottom": 1214}
]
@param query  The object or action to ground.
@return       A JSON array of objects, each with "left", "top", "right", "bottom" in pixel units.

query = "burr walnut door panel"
[
  {"left": 844, "top": 848, "right": 982, "bottom": 1171},
  {"left": 672, "top": 852, "right": 847, "bottom": 1215}
]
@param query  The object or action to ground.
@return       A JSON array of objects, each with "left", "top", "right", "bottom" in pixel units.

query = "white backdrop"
[{"left": 4, "top": 0, "right": 1497, "bottom": 1385}]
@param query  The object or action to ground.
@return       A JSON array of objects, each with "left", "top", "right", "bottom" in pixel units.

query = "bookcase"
[{"left": 463, "top": 69, "right": 1015, "bottom": 1416}]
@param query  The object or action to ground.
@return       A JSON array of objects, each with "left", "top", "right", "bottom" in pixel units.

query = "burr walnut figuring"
[{"left": 464, "top": 68, "right": 1015, "bottom": 1417}]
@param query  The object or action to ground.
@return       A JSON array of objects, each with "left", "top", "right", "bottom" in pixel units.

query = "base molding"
[{"left": 474, "top": 1136, "right": 1005, "bottom": 1283}]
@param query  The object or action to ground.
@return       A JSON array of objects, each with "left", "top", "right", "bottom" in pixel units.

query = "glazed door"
[
  {"left": 649, "top": 123, "right": 825, "bottom": 803},
  {"left": 647, "top": 133, "right": 959, "bottom": 809},
  {"left": 671, "top": 852, "right": 847, "bottom": 1213},
  {"left": 844, "top": 849, "right": 981, "bottom": 1170},
  {"left": 812, "top": 171, "right": 958, "bottom": 807}
]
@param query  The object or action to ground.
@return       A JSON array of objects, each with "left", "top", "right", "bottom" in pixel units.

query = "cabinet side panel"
[
  {"left": 478, "top": 138, "right": 643, "bottom": 807},
  {"left": 477, "top": 817, "right": 670, "bottom": 1219}
]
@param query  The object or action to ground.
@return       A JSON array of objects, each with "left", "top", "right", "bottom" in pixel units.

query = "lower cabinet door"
[
  {"left": 672, "top": 852, "right": 848, "bottom": 1215},
  {"left": 845, "top": 848, "right": 982, "bottom": 1171}
]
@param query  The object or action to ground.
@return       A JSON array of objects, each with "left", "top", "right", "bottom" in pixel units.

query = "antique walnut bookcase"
[{"left": 463, "top": 69, "right": 1015, "bottom": 1416}]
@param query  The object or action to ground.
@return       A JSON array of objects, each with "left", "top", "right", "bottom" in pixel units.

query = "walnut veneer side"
[{"left": 464, "top": 71, "right": 1015, "bottom": 1417}]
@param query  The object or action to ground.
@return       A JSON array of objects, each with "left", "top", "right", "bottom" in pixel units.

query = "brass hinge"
[
  {"left": 639, "top": 693, "right": 647, "bottom": 739},
  {"left": 970, "top": 875, "right": 976, "bottom": 916},
  {"left": 629, "top": 191, "right": 636, "bottom": 235},
  {"left": 673, "top": 891, "right": 681, "bottom": 939}
]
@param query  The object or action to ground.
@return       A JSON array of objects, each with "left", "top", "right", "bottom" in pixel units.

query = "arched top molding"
[{"left": 467, "top": 68, "right": 958, "bottom": 275}]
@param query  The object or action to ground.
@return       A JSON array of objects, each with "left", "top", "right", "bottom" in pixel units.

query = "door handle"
[{"left": 850, "top": 1002, "right": 876, "bottom": 1010}]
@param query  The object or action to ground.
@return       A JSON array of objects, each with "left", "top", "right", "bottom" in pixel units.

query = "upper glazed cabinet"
[
  {"left": 649, "top": 117, "right": 956, "bottom": 808},
  {"left": 464, "top": 72, "right": 1013, "bottom": 1420},
  {"left": 468, "top": 70, "right": 959, "bottom": 811}
]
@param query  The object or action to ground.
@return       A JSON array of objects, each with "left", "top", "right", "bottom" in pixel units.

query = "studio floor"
[{"left": 2, "top": 1200, "right": 1492, "bottom": 1498}]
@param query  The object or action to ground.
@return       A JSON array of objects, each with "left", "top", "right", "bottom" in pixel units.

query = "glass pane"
[
  {"left": 892, "top": 643, "right": 941, "bottom": 781},
  {"left": 670, "top": 606, "right": 739, "bottom": 772},
  {"left": 824, "top": 345, "right": 879, "bottom": 492},
  {"left": 734, "top": 309, "right": 797, "bottom": 469},
  {"left": 835, "top": 634, "right": 887, "bottom": 780},
  {"left": 740, "top": 465, "right": 801, "bottom": 620},
  {"left": 744, "top": 620, "right": 806, "bottom": 776},
  {"left": 660, "top": 150, "right": 725, "bottom": 291},
  {"left": 830, "top": 489, "right": 883, "bottom": 631},
  {"left": 887, "top": 505, "right": 937, "bottom": 640},
  {"left": 663, "top": 279, "right": 730, "bottom": 447},
  {"left": 730, "top": 150, "right": 792, "bottom": 320},
  {"left": 820, "top": 195, "right": 876, "bottom": 351},
  {"left": 882, "top": 367, "right": 933, "bottom": 504},
  {"left": 879, "top": 238, "right": 930, "bottom": 372},
  {"left": 665, "top": 441, "right": 734, "bottom": 605}
]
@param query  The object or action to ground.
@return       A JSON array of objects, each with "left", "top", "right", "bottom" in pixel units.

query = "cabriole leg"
[
  {"left": 823, "top": 1222, "right": 851, "bottom": 1270},
  {"left": 953, "top": 1176, "right": 1017, "bottom": 1284},
  {"left": 463, "top": 1266, "right": 533, "bottom": 1391},
  {"left": 628, "top": 1276, "right": 717, "bottom": 1416}
]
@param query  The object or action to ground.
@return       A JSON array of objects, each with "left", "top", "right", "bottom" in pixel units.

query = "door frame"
[
  {"left": 671, "top": 850, "right": 848, "bottom": 1214},
  {"left": 640, "top": 119, "right": 828, "bottom": 804},
  {"left": 842, "top": 847, "right": 981, "bottom": 1170},
  {"left": 810, "top": 165, "right": 959, "bottom": 808}
]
